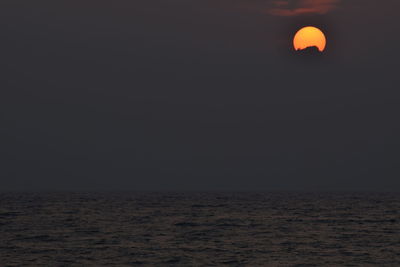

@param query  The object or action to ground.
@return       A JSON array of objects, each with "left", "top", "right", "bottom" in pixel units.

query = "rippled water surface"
[{"left": 1, "top": 192, "right": 399, "bottom": 266}]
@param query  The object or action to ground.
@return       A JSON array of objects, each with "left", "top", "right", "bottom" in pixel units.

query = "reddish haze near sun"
[{"left": 293, "top": 26, "right": 327, "bottom": 52}]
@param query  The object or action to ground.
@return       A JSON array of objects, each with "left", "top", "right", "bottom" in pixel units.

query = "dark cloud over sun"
[
  {"left": 218, "top": 0, "right": 341, "bottom": 18},
  {"left": 268, "top": 0, "right": 340, "bottom": 16}
]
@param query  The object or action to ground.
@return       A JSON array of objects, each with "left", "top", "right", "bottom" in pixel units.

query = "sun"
[{"left": 293, "top": 26, "right": 326, "bottom": 52}]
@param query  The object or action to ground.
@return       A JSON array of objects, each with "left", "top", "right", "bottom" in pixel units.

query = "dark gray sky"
[{"left": 1, "top": 0, "right": 400, "bottom": 191}]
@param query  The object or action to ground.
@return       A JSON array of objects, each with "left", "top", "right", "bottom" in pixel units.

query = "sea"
[{"left": 1, "top": 192, "right": 399, "bottom": 266}]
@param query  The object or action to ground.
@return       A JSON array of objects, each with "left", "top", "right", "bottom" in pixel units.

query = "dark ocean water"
[{"left": 1, "top": 192, "right": 399, "bottom": 266}]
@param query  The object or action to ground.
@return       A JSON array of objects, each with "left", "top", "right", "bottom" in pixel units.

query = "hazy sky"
[{"left": 1, "top": 0, "right": 399, "bottom": 191}]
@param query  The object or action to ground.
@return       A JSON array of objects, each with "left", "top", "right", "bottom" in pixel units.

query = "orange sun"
[{"left": 293, "top": 26, "right": 326, "bottom": 52}]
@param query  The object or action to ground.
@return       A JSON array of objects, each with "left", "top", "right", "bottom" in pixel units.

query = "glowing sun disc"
[{"left": 293, "top": 26, "right": 326, "bottom": 52}]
